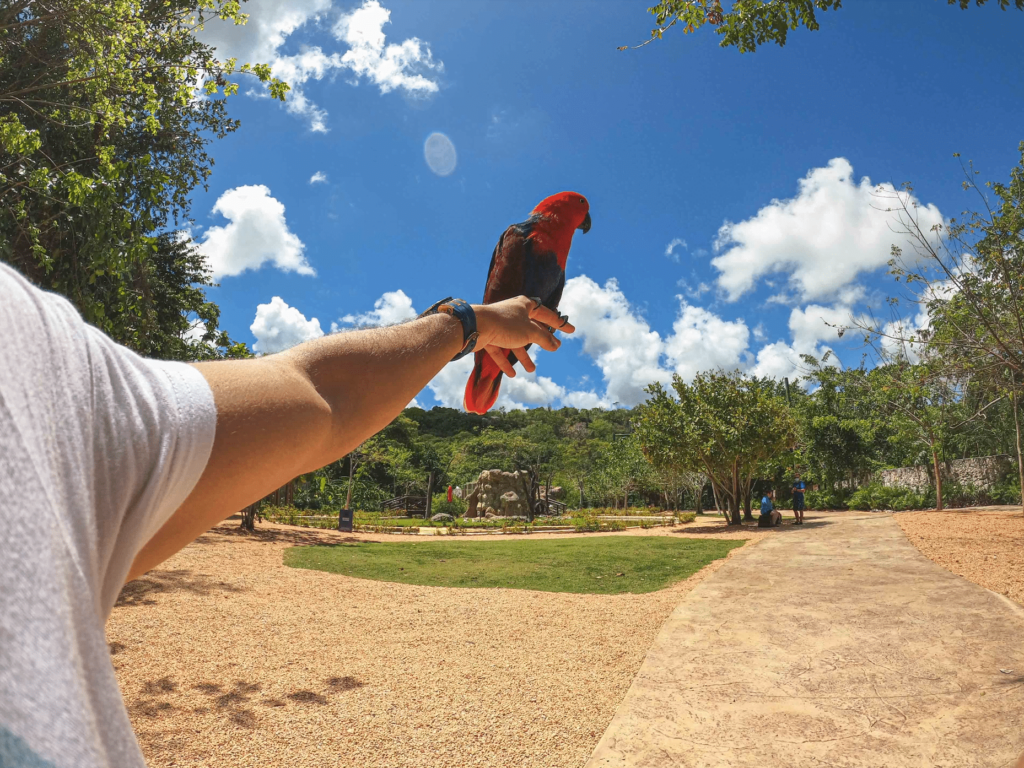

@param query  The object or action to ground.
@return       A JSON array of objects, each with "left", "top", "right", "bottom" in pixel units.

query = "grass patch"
[{"left": 283, "top": 536, "right": 744, "bottom": 595}]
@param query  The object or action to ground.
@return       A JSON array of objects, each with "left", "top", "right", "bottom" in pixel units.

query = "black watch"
[{"left": 419, "top": 297, "right": 479, "bottom": 361}]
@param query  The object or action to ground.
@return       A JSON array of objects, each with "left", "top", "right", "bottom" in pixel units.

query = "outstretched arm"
[{"left": 128, "top": 297, "right": 573, "bottom": 580}]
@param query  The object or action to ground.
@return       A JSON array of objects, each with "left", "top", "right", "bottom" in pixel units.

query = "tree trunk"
[
  {"left": 240, "top": 502, "right": 258, "bottom": 532},
  {"left": 932, "top": 449, "right": 944, "bottom": 512},
  {"left": 728, "top": 493, "right": 742, "bottom": 526},
  {"left": 345, "top": 453, "right": 356, "bottom": 511},
  {"left": 742, "top": 476, "right": 753, "bottom": 521},
  {"left": 1013, "top": 385, "right": 1024, "bottom": 516},
  {"left": 729, "top": 460, "right": 742, "bottom": 525},
  {"left": 425, "top": 471, "right": 434, "bottom": 520},
  {"left": 695, "top": 483, "right": 704, "bottom": 515}
]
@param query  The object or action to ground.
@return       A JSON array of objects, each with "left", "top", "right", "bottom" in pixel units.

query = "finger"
[
  {"left": 530, "top": 322, "right": 560, "bottom": 353},
  {"left": 512, "top": 347, "right": 535, "bottom": 373},
  {"left": 530, "top": 304, "right": 574, "bottom": 334},
  {"left": 557, "top": 313, "right": 576, "bottom": 333},
  {"left": 486, "top": 346, "right": 516, "bottom": 377}
]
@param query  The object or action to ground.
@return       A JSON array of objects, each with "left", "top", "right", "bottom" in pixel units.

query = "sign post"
[{"left": 338, "top": 508, "right": 353, "bottom": 532}]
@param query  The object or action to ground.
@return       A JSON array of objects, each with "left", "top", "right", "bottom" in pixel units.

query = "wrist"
[{"left": 420, "top": 297, "right": 478, "bottom": 360}]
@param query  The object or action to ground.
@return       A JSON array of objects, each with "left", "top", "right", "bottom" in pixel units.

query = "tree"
[
  {"left": 0, "top": 0, "right": 286, "bottom": 355},
  {"left": 629, "top": 0, "right": 1022, "bottom": 52},
  {"left": 864, "top": 144, "right": 1024, "bottom": 511},
  {"left": 799, "top": 359, "right": 887, "bottom": 489},
  {"left": 560, "top": 420, "right": 606, "bottom": 508},
  {"left": 598, "top": 436, "right": 655, "bottom": 509},
  {"left": 635, "top": 371, "right": 796, "bottom": 525}
]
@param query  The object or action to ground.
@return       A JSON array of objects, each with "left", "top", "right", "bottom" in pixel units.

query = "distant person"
[
  {"left": 0, "top": 260, "right": 574, "bottom": 768},
  {"left": 792, "top": 473, "right": 807, "bottom": 525},
  {"left": 758, "top": 490, "right": 781, "bottom": 527}
]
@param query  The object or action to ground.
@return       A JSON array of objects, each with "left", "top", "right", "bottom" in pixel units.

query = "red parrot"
[{"left": 464, "top": 191, "right": 591, "bottom": 414}]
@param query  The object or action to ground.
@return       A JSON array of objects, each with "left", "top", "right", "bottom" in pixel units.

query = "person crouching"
[{"left": 758, "top": 490, "right": 782, "bottom": 528}]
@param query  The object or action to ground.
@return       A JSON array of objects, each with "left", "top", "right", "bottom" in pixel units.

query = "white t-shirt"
[{"left": 0, "top": 263, "right": 217, "bottom": 767}]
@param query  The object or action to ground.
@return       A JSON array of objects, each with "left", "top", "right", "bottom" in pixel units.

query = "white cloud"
[
  {"left": 334, "top": 0, "right": 442, "bottom": 95},
  {"left": 425, "top": 353, "right": 565, "bottom": 412},
  {"left": 183, "top": 319, "right": 208, "bottom": 344},
  {"left": 198, "top": 185, "right": 313, "bottom": 279},
  {"left": 200, "top": 0, "right": 440, "bottom": 131},
  {"left": 560, "top": 276, "right": 760, "bottom": 406},
  {"left": 712, "top": 158, "right": 944, "bottom": 302},
  {"left": 664, "top": 301, "right": 750, "bottom": 381},
  {"left": 250, "top": 296, "right": 324, "bottom": 354},
  {"left": 561, "top": 276, "right": 673, "bottom": 407},
  {"left": 561, "top": 390, "right": 614, "bottom": 409},
  {"left": 665, "top": 238, "right": 687, "bottom": 262},
  {"left": 501, "top": 365, "right": 565, "bottom": 407},
  {"left": 750, "top": 341, "right": 804, "bottom": 381},
  {"left": 753, "top": 322, "right": 768, "bottom": 342},
  {"left": 427, "top": 355, "right": 473, "bottom": 409},
  {"left": 309, "top": 171, "right": 328, "bottom": 184},
  {"left": 337, "top": 289, "right": 418, "bottom": 328},
  {"left": 749, "top": 303, "right": 861, "bottom": 380}
]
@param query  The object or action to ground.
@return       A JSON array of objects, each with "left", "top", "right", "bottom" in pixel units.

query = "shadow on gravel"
[
  {"left": 674, "top": 517, "right": 833, "bottom": 535},
  {"left": 196, "top": 526, "right": 364, "bottom": 548},
  {"left": 116, "top": 569, "right": 244, "bottom": 607}
]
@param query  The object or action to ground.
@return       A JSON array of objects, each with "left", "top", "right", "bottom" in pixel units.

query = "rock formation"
[{"left": 465, "top": 469, "right": 532, "bottom": 518}]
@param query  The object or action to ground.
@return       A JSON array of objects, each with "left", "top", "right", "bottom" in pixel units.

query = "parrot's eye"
[{"left": 579, "top": 198, "right": 585, "bottom": 204}]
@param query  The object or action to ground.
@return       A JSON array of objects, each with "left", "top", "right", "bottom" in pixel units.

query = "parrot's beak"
[{"left": 578, "top": 211, "right": 592, "bottom": 234}]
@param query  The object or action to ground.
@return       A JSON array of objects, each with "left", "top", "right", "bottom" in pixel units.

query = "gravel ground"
[
  {"left": 895, "top": 506, "right": 1024, "bottom": 607},
  {"left": 108, "top": 518, "right": 768, "bottom": 768}
]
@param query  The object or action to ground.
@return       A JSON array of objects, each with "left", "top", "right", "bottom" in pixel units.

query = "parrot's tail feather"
[{"left": 464, "top": 350, "right": 504, "bottom": 414}]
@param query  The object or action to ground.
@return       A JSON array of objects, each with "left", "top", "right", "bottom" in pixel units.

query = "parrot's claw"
[{"left": 529, "top": 296, "right": 543, "bottom": 310}]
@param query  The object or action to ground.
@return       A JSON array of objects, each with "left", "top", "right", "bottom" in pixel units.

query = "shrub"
[
  {"left": 430, "top": 494, "right": 467, "bottom": 517},
  {"left": 992, "top": 474, "right": 1022, "bottom": 505},
  {"left": 803, "top": 488, "right": 851, "bottom": 510},
  {"left": 570, "top": 514, "right": 601, "bottom": 532},
  {"left": 677, "top": 512, "right": 697, "bottom": 523},
  {"left": 848, "top": 484, "right": 928, "bottom": 511}
]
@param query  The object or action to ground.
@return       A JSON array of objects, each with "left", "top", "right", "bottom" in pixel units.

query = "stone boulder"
[
  {"left": 465, "top": 488, "right": 480, "bottom": 518},
  {"left": 472, "top": 469, "right": 531, "bottom": 518},
  {"left": 501, "top": 491, "right": 522, "bottom": 516},
  {"left": 430, "top": 513, "right": 454, "bottom": 523}
]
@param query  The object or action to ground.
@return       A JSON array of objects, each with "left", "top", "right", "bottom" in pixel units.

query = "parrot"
[{"left": 463, "top": 191, "right": 591, "bottom": 414}]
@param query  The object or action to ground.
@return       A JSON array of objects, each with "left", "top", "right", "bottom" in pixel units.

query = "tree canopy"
[
  {"left": 630, "top": 0, "right": 1023, "bottom": 52},
  {"left": 0, "top": 0, "right": 286, "bottom": 356}
]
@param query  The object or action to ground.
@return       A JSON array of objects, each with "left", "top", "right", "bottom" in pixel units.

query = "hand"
[{"left": 472, "top": 296, "right": 575, "bottom": 377}]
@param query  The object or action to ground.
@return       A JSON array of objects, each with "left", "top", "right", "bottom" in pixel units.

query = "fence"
[{"left": 382, "top": 495, "right": 427, "bottom": 514}]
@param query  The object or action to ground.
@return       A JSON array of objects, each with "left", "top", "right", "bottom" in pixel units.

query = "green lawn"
[{"left": 283, "top": 536, "right": 744, "bottom": 595}]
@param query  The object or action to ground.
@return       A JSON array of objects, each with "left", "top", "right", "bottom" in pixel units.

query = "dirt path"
[
  {"left": 585, "top": 512, "right": 1024, "bottom": 768},
  {"left": 108, "top": 520, "right": 766, "bottom": 768}
]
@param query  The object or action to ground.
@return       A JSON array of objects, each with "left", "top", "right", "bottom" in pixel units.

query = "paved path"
[{"left": 586, "top": 513, "right": 1024, "bottom": 768}]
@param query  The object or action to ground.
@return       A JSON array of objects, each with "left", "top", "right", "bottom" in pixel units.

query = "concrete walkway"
[{"left": 586, "top": 512, "right": 1024, "bottom": 768}]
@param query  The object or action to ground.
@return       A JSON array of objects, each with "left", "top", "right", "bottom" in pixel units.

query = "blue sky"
[{"left": 192, "top": 0, "right": 1024, "bottom": 410}]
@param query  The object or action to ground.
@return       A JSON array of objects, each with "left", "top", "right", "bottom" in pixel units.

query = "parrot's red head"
[{"left": 532, "top": 191, "right": 591, "bottom": 235}]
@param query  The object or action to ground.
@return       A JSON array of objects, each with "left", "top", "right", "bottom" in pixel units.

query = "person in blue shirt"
[
  {"left": 792, "top": 473, "right": 807, "bottom": 525},
  {"left": 759, "top": 490, "right": 781, "bottom": 527}
]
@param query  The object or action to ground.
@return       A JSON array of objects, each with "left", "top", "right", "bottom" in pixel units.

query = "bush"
[
  {"left": 677, "top": 512, "right": 697, "bottom": 523},
  {"left": 992, "top": 474, "right": 1022, "bottom": 506},
  {"left": 847, "top": 484, "right": 928, "bottom": 511},
  {"left": 801, "top": 488, "right": 852, "bottom": 510},
  {"left": 430, "top": 494, "right": 467, "bottom": 517}
]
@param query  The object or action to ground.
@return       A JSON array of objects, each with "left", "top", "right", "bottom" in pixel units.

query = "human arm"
[{"left": 127, "top": 296, "right": 573, "bottom": 580}]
